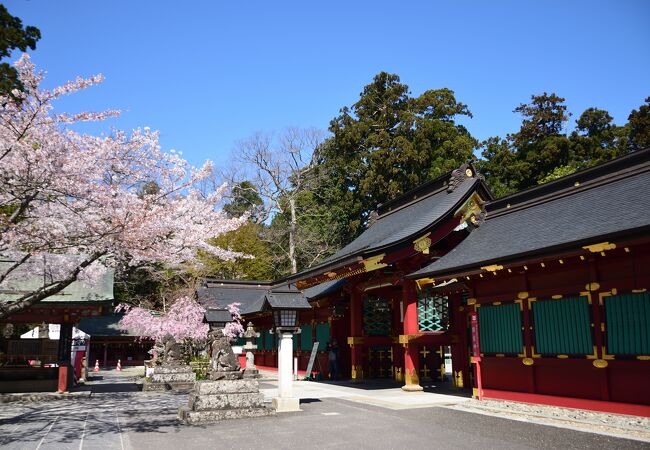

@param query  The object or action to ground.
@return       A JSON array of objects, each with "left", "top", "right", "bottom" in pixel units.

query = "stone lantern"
[{"left": 242, "top": 322, "right": 260, "bottom": 378}]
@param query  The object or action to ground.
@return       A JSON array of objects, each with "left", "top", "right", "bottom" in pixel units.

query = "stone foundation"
[
  {"left": 178, "top": 378, "right": 274, "bottom": 423},
  {"left": 143, "top": 364, "right": 196, "bottom": 392}
]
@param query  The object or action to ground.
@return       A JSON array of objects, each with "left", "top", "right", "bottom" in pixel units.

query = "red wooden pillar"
[
  {"left": 450, "top": 293, "right": 470, "bottom": 389},
  {"left": 588, "top": 257, "right": 610, "bottom": 401},
  {"left": 349, "top": 288, "right": 364, "bottom": 380},
  {"left": 402, "top": 280, "right": 422, "bottom": 391}
]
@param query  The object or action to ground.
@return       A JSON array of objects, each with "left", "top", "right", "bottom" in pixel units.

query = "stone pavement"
[
  {"left": 257, "top": 369, "right": 472, "bottom": 410},
  {"left": 0, "top": 368, "right": 648, "bottom": 449}
]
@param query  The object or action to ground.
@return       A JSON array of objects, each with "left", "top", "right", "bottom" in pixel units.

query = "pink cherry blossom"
[{"left": 0, "top": 55, "right": 247, "bottom": 320}]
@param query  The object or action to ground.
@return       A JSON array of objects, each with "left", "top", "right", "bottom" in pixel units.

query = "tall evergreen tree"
[
  {"left": 316, "top": 72, "right": 476, "bottom": 242},
  {"left": 628, "top": 97, "right": 650, "bottom": 151},
  {"left": 0, "top": 5, "right": 41, "bottom": 95},
  {"left": 569, "top": 107, "right": 628, "bottom": 167}
]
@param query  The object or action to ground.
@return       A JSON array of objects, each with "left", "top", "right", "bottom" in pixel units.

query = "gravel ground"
[{"left": 449, "top": 399, "right": 650, "bottom": 442}]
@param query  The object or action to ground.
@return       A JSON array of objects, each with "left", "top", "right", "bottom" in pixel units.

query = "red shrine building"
[
  {"left": 0, "top": 265, "right": 115, "bottom": 392},
  {"left": 200, "top": 149, "right": 650, "bottom": 415}
]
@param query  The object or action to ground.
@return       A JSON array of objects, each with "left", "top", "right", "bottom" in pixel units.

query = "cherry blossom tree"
[
  {"left": 0, "top": 55, "right": 246, "bottom": 320},
  {"left": 116, "top": 298, "right": 243, "bottom": 341}
]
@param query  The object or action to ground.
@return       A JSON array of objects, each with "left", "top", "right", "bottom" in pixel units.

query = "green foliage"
[
  {"left": 0, "top": 5, "right": 41, "bottom": 95},
  {"left": 628, "top": 97, "right": 650, "bottom": 151},
  {"left": 476, "top": 137, "right": 521, "bottom": 198},
  {"left": 316, "top": 72, "right": 476, "bottom": 242},
  {"left": 570, "top": 107, "right": 629, "bottom": 167},
  {"left": 537, "top": 165, "right": 577, "bottom": 184},
  {"left": 223, "top": 181, "right": 263, "bottom": 221},
  {"left": 201, "top": 222, "right": 273, "bottom": 280},
  {"left": 480, "top": 94, "right": 646, "bottom": 196}
]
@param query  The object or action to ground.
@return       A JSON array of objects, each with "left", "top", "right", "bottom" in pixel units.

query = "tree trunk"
[
  {"left": 289, "top": 197, "right": 297, "bottom": 274},
  {"left": 0, "top": 251, "right": 106, "bottom": 321}
]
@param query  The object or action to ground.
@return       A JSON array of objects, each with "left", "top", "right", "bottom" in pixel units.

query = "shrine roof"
[
  {"left": 197, "top": 279, "right": 311, "bottom": 314},
  {"left": 410, "top": 149, "right": 650, "bottom": 279},
  {"left": 203, "top": 308, "right": 234, "bottom": 324},
  {"left": 303, "top": 279, "right": 347, "bottom": 300},
  {"left": 77, "top": 314, "right": 138, "bottom": 337},
  {"left": 287, "top": 164, "right": 491, "bottom": 282},
  {"left": 0, "top": 259, "right": 114, "bottom": 305}
]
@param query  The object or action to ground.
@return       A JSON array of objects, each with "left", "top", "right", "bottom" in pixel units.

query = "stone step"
[
  {"left": 151, "top": 372, "right": 196, "bottom": 383},
  {"left": 154, "top": 365, "right": 194, "bottom": 374},
  {"left": 178, "top": 406, "right": 275, "bottom": 423},
  {"left": 194, "top": 379, "right": 260, "bottom": 395},
  {"left": 188, "top": 392, "right": 265, "bottom": 411},
  {"left": 143, "top": 381, "right": 196, "bottom": 392}
]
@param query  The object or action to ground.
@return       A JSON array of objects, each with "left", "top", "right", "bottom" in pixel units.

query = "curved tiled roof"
[{"left": 410, "top": 149, "right": 650, "bottom": 279}]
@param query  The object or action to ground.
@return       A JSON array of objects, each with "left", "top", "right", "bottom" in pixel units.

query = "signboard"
[
  {"left": 304, "top": 342, "right": 320, "bottom": 379},
  {"left": 470, "top": 311, "right": 480, "bottom": 360},
  {"left": 469, "top": 311, "right": 483, "bottom": 400}
]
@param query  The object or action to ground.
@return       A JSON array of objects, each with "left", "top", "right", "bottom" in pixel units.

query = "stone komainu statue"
[
  {"left": 209, "top": 332, "right": 240, "bottom": 373},
  {"left": 163, "top": 336, "right": 183, "bottom": 364}
]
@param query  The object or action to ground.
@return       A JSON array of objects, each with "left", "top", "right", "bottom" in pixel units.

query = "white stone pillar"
[{"left": 272, "top": 331, "right": 300, "bottom": 412}]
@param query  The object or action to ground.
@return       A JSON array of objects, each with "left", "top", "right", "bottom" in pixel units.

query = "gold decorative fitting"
[
  {"left": 585, "top": 282, "right": 600, "bottom": 292},
  {"left": 540, "top": 262, "right": 545, "bottom": 268},
  {"left": 637, "top": 356, "right": 650, "bottom": 361},
  {"left": 467, "top": 298, "right": 477, "bottom": 305},
  {"left": 481, "top": 264, "right": 504, "bottom": 272},
  {"left": 413, "top": 234, "right": 432, "bottom": 254},
  {"left": 465, "top": 168, "right": 473, "bottom": 177},
  {"left": 583, "top": 242, "right": 616, "bottom": 253},
  {"left": 506, "top": 203, "right": 511, "bottom": 208},
  {"left": 507, "top": 268, "right": 512, "bottom": 273},
  {"left": 415, "top": 278, "right": 435, "bottom": 289},
  {"left": 493, "top": 301, "right": 501, "bottom": 305},
  {"left": 363, "top": 254, "right": 387, "bottom": 272},
  {"left": 580, "top": 255, "right": 585, "bottom": 261},
  {"left": 592, "top": 359, "right": 608, "bottom": 369},
  {"left": 325, "top": 271, "right": 337, "bottom": 279},
  {"left": 632, "top": 289, "right": 647, "bottom": 293},
  {"left": 552, "top": 295, "right": 562, "bottom": 299},
  {"left": 522, "top": 358, "right": 534, "bottom": 366},
  {"left": 524, "top": 265, "right": 528, "bottom": 270},
  {"left": 574, "top": 181, "right": 580, "bottom": 187},
  {"left": 624, "top": 247, "right": 630, "bottom": 253},
  {"left": 347, "top": 336, "right": 364, "bottom": 346},
  {"left": 398, "top": 334, "right": 421, "bottom": 345},
  {"left": 557, "top": 354, "right": 569, "bottom": 359},
  {"left": 517, "top": 292, "right": 529, "bottom": 299},
  {"left": 495, "top": 353, "right": 505, "bottom": 357},
  {"left": 479, "top": 274, "right": 483, "bottom": 278}
]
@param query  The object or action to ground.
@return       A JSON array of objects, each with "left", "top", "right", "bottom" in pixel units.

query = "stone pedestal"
[
  {"left": 143, "top": 364, "right": 196, "bottom": 392},
  {"left": 178, "top": 378, "right": 274, "bottom": 423}
]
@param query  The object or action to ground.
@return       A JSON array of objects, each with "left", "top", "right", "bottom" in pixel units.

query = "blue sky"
[{"left": 6, "top": 0, "right": 650, "bottom": 167}]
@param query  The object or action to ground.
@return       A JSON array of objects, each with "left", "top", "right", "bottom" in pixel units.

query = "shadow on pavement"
[{"left": 305, "top": 378, "right": 472, "bottom": 397}]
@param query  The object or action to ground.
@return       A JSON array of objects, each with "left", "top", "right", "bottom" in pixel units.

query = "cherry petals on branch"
[{"left": 0, "top": 55, "right": 246, "bottom": 319}]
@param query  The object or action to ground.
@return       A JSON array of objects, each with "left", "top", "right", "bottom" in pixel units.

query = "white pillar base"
[{"left": 272, "top": 396, "right": 301, "bottom": 412}]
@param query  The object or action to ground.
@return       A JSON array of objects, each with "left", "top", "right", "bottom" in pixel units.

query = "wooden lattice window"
[
  {"left": 417, "top": 289, "right": 449, "bottom": 332},
  {"left": 363, "top": 296, "right": 392, "bottom": 335},
  {"left": 605, "top": 292, "right": 650, "bottom": 355},
  {"left": 532, "top": 296, "right": 593, "bottom": 355}
]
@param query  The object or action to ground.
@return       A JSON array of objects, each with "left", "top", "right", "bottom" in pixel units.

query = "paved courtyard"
[{"left": 0, "top": 369, "right": 648, "bottom": 450}]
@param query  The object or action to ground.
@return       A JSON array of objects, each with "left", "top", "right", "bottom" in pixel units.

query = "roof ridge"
[
  {"left": 487, "top": 153, "right": 650, "bottom": 219},
  {"left": 488, "top": 149, "right": 650, "bottom": 211},
  {"left": 375, "top": 161, "right": 485, "bottom": 219}
]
